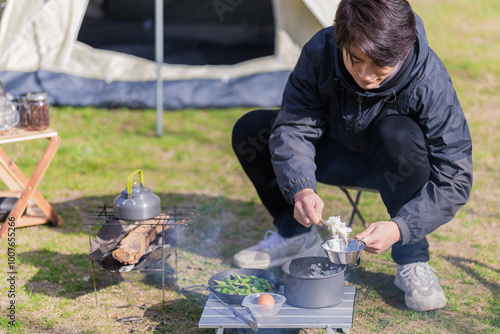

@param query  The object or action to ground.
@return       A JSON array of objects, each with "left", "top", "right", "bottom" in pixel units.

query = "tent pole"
[{"left": 155, "top": 0, "right": 164, "bottom": 137}]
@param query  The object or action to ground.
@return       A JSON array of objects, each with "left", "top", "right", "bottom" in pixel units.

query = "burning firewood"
[{"left": 111, "top": 214, "right": 171, "bottom": 265}]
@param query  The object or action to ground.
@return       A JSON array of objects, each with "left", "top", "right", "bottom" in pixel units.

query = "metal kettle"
[{"left": 113, "top": 170, "right": 161, "bottom": 221}]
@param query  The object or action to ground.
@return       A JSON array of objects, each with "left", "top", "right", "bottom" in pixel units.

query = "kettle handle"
[{"left": 127, "top": 169, "right": 144, "bottom": 198}]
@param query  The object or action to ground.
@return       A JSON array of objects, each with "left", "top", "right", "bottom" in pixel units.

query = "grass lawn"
[{"left": 1, "top": 0, "right": 499, "bottom": 333}]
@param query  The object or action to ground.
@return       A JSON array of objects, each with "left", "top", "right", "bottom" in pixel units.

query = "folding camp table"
[
  {"left": 0, "top": 128, "right": 63, "bottom": 238},
  {"left": 198, "top": 286, "right": 356, "bottom": 334}
]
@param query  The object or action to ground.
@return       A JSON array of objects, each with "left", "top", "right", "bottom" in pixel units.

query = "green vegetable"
[{"left": 212, "top": 273, "right": 276, "bottom": 295}]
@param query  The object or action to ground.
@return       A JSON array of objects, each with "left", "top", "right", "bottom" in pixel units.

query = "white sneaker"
[
  {"left": 395, "top": 262, "right": 447, "bottom": 311},
  {"left": 233, "top": 225, "right": 324, "bottom": 269}
]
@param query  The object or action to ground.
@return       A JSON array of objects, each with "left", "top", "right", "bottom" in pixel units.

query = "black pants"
[{"left": 232, "top": 109, "right": 431, "bottom": 264}]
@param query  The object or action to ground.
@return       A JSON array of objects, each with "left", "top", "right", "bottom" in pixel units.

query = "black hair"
[{"left": 334, "top": 0, "right": 417, "bottom": 67}]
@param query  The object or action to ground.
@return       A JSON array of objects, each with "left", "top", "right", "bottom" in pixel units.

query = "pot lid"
[{"left": 27, "top": 92, "right": 48, "bottom": 101}]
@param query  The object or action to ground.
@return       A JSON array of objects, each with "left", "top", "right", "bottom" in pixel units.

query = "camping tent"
[{"left": 0, "top": 0, "right": 338, "bottom": 110}]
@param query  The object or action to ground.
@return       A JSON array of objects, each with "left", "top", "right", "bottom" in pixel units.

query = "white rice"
[
  {"left": 308, "top": 262, "right": 343, "bottom": 277},
  {"left": 323, "top": 216, "right": 352, "bottom": 251},
  {"left": 323, "top": 215, "right": 352, "bottom": 238}
]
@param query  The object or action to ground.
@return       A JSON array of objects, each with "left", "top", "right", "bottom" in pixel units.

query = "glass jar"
[
  {"left": 27, "top": 92, "right": 50, "bottom": 131},
  {"left": 14, "top": 94, "right": 29, "bottom": 129}
]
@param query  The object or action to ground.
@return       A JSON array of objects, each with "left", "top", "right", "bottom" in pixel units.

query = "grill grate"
[{"left": 86, "top": 204, "right": 193, "bottom": 225}]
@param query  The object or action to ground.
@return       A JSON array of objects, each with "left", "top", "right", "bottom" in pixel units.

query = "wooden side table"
[{"left": 0, "top": 128, "right": 64, "bottom": 238}]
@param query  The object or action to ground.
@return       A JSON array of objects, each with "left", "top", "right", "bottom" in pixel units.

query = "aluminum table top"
[{"left": 198, "top": 286, "right": 356, "bottom": 333}]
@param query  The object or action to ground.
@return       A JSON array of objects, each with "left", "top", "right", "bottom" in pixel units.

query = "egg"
[{"left": 257, "top": 293, "right": 275, "bottom": 312}]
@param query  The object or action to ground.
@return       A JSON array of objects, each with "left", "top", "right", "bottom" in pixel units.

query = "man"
[{"left": 231, "top": 0, "right": 472, "bottom": 312}]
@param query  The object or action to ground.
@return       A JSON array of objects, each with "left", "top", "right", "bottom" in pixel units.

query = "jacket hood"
[{"left": 333, "top": 13, "right": 429, "bottom": 99}]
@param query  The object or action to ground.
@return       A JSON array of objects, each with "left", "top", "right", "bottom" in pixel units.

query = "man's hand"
[
  {"left": 293, "top": 188, "right": 324, "bottom": 227},
  {"left": 355, "top": 220, "right": 402, "bottom": 254}
]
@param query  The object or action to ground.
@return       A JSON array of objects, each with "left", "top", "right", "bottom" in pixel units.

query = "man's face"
[{"left": 342, "top": 46, "right": 397, "bottom": 90}]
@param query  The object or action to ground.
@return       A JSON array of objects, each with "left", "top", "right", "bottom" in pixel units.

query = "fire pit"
[{"left": 85, "top": 205, "right": 192, "bottom": 306}]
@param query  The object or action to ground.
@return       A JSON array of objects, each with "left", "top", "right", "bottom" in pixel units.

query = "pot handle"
[
  {"left": 126, "top": 169, "right": 144, "bottom": 198},
  {"left": 346, "top": 257, "right": 361, "bottom": 270},
  {"left": 181, "top": 284, "right": 208, "bottom": 293}
]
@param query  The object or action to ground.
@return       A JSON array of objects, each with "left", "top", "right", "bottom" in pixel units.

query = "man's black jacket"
[{"left": 269, "top": 14, "right": 473, "bottom": 245}]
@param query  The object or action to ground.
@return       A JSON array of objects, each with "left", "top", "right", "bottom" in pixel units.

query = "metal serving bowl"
[{"left": 321, "top": 238, "right": 366, "bottom": 265}]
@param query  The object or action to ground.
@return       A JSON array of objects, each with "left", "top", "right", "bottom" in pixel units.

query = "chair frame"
[{"left": 339, "top": 186, "right": 379, "bottom": 228}]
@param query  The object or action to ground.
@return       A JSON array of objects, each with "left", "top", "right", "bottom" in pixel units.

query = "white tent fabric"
[{"left": 0, "top": 0, "right": 339, "bottom": 109}]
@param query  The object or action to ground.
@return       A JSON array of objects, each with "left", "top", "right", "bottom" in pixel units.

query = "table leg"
[
  {"left": 325, "top": 324, "right": 335, "bottom": 334},
  {"left": 0, "top": 163, "right": 23, "bottom": 191},
  {"left": 0, "top": 136, "right": 63, "bottom": 238}
]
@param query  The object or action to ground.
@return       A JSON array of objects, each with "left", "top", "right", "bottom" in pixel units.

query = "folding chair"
[{"left": 339, "top": 186, "right": 379, "bottom": 228}]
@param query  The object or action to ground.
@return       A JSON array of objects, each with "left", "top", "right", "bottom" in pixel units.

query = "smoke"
[{"left": 176, "top": 197, "right": 233, "bottom": 259}]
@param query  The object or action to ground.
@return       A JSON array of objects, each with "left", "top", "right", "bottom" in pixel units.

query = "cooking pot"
[
  {"left": 113, "top": 169, "right": 161, "bottom": 221},
  {"left": 282, "top": 256, "right": 351, "bottom": 308}
]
